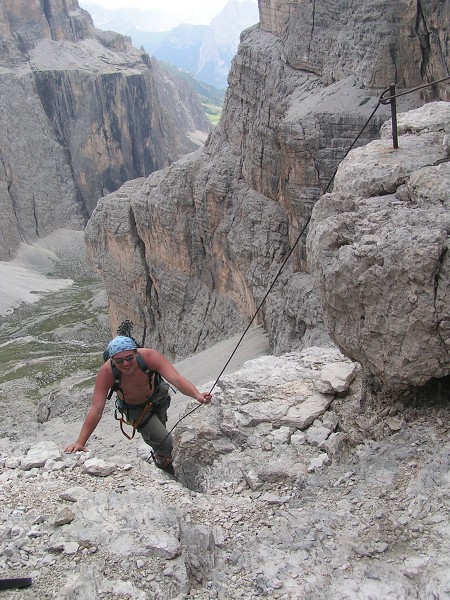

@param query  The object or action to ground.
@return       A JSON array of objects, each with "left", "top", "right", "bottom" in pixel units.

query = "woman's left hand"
[{"left": 197, "top": 392, "right": 212, "bottom": 404}]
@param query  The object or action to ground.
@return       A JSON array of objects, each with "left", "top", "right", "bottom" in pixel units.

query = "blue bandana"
[{"left": 107, "top": 336, "right": 138, "bottom": 358}]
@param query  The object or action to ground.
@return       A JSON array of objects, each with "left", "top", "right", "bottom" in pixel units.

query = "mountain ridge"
[
  {"left": 0, "top": 0, "right": 210, "bottom": 261},
  {"left": 81, "top": 0, "right": 259, "bottom": 88}
]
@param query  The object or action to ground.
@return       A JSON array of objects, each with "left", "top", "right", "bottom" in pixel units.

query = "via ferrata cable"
[{"left": 155, "top": 98, "right": 383, "bottom": 444}]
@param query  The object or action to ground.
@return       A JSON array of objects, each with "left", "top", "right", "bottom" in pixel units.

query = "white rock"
[
  {"left": 281, "top": 393, "right": 333, "bottom": 429},
  {"left": 53, "top": 507, "right": 76, "bottom": 526},
  {"left": 63, "top": 541, "right": 79, "bottom": 555},
  {"left": 324, "top": 432, "right": 349, "bottom": 458},
  {"left": 241, "top": 468, "right": 263, "bottom": 491},
  {"left": 20, "top": 442, "right": 61, "bottom": 470},
  {"left": 380, "top": 101, "right": 450, "bottom": 138},
  {"left": 143, "top": 531, "right": 181, "bottom": 559},
  {"left": 321, "top": 411, "right": 339, "bottom": 431},
  {"left": 43, "top": 458, "right": 65, "bottom": 471},
  {"left": 317, "top": 361, "right": 357, "bottom": 394},
  {"left": 290, "top": 431, "right": 307, "bottom": 447},
  {"left": 235, "top": 401, "right": 290, "bottom": 427},
  {"left": 59, "top": 486, "right": 89, "bottom": 502},
  {"left": 261, "top": 493, "right": 291, "bottom": 505},
  {"left": 387, "top": 417, "right": 406, "bottom": 432},
  {"left": 4, "top": 456, "right": 21, "bottom": 469},
  {"left": 83, "top": 458, "right": 117, "bottom": 477},
  {"left": 308, "top": 453, "right": 331, "bottom": 472},
  {"left": 305, "top": 425, "right": 331, "bottom": 447},
  {"left": 23, "top": 468, "right": 40, "bottom": 479},
  {"left": 268, "top": 426, "right": 292, "bottom": 445},
  {"left": 48, "top": 541, "right": 65, "bottom": 552},
  {"left": 444, "top": 133, "right": 450, "bottom": 155}
]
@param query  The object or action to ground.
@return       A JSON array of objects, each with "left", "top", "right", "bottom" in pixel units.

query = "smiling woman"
[{"left": 65, "top": 332, "right": 212, "bottom": 477}]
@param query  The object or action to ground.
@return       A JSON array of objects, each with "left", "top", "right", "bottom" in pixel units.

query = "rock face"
[
  {"left": 260, "top": 0, "right": 449, "bottom": 89},
  {"left": 0, "top": 0, "right": 210, "bottom": 260},
  {"left": 86, "top": 0, "right": 449, "bottom": 361},
  {"left": 307, "top": 101, "right": 450, "bottom": 391}
]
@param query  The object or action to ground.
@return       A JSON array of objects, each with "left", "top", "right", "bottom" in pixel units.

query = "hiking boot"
[{"left": 154, "top": 454, "right": 175, "bottom": 476}]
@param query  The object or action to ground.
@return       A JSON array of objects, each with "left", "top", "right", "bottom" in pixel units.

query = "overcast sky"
[{"left": 79, "top": 0, "right": 258, "bottom": 27}]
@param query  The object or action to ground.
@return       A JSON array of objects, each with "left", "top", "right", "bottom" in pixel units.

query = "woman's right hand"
[{"left": 65, "top": 442, "right": 88, "bottom": 453}]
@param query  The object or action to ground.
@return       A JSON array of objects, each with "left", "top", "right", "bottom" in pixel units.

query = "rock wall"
[
  {"left": 307, "top": 101, "right": 450, "bottom": 392},
  {"left": 86, "top": 0, "right": 449, "bottom": 360},
  {"left": 261, "top": 0, "right": 449, "bottom": 90},
  {"left": 0, "top": 0, "right": 210, "bottom": 260}
]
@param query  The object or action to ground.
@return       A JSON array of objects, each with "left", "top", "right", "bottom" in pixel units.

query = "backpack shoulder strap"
[
  {"left": 107, "top": 353, "right": 162, "bottom": 400},
  {"left": 136, "top": 353, "right": 153, "bottom": 375},
  {"left": 136, "top": 353, "right": 162, "bottom": 387},
  {"left": 107, "top": 361, "right": 122, "bottom": 400}
]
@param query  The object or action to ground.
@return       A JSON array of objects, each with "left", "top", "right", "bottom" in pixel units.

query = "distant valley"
[{"left": 80, "top": 0, "right": 259, "bottom": 102}]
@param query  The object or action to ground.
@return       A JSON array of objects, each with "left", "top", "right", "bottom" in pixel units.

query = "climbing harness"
[
  {"left": 110, "top": 352, "right": 172, "bottom": 440},
  {"left": 114, "top": 379, "right": 171, "bottom": 440},
  {"left": 115, "top": 396, "right": 157, "bottom": 440}
]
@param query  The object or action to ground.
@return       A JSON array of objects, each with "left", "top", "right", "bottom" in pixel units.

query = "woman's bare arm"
[
  {"left": 65, "top": 363, "right": 112, "bottom": 452},
  {"left": 141, "top": 348, "right": 212, "bottom": 404}
]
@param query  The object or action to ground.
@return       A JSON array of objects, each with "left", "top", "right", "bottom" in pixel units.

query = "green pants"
[{"left": 115, "top": 383, "right": 173, "bottom": 457}]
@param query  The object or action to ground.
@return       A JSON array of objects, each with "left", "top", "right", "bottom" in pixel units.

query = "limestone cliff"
[
  {"left": 86, "top": 0, "right": 449, "bottom": 360},
  {"left": 0, "top": 0, "right": 210, "bottom": 260}
]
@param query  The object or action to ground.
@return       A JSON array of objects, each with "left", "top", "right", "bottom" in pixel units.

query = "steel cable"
[{"left": 152, "top": 73, "right": 449, "bottom": 451}]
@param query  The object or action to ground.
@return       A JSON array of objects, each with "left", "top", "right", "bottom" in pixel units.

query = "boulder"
[
  {"left": 307, "top": 102, "right": 450, "bottom": 390},
  {"left": 20, "top": 441, "right": 61, "bottom": 470}
]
